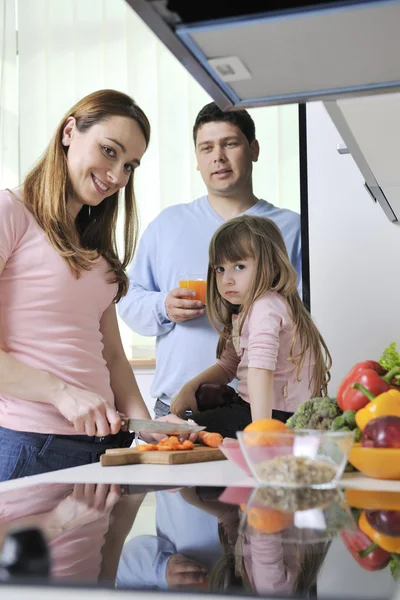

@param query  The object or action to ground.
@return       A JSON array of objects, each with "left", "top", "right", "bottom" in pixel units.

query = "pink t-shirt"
[
  {"left": 0, "top": 189, "right": 117, "bottom": 434},
  {"left": 0, "top": 484, "right": 111, "bottom": 582},
  {"left": 216, "top": 292, "right": 314, "bottom": 413}
]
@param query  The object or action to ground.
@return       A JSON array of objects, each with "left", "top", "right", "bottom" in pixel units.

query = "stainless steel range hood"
[
  {"left": 324, "top": 93, "right": 400, "bottom": 223},
  {"left": 127, "top": 0, "right": 400, "bottom": 110},
  {"left": 127, "top": 0, "right": 400, "bottom": 223}
]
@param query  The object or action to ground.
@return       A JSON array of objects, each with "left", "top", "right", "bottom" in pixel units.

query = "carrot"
[
  {"left": 137, "top": 444, "right": 159, "bottom": 452},
  {"left": 197, "top": 431, "right": 223, "bottom": 448},
  {"left": 153, "top": 435, "right": 196, "bottom": 452},
  {"left": 177, "top": 440, "right": 194, "bottom": 450}
]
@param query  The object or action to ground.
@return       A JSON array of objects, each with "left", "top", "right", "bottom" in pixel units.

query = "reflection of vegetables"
[
  {"left": 389, "top": 554, "right": 400, "bottom": 581},
  {"left": 337, "top": 361, "right": 397, "bottom": 412},
  {"left": 362, "top": 416, "right": 400, "bottom": 449},
  {"left": 345, "top": 489, "right": 400, "bottom": 511},
  {"left": 355, "top": 386, "right": 400, "bottom": 431},
  {"left": 359, "top": 511, "right": 400, "bottom": 553},
  {"left": 366, "top": 510, "right": 400, "bottom": 537},
  {"left": 341, "top": 527, "right": 391, "bottom": 571},
  {"left": 286, "top": 397, "right": 342, "bottom": 430}
]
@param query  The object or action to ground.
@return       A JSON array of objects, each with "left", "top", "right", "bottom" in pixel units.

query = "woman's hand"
[
  {"left": 52, "top": 383, "right": 121, "bottom": 437},
  {"left": 46, "top": 484, "right": 121, "bottom": 536},
  {"left": 170, "top": 385, "right": 198, "bottom": 419}
]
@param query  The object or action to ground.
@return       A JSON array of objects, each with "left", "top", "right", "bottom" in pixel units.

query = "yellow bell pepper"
[
  {"left": 355, "top": 388, "right": 400, "bottom": 431},
  {"left": 359, "top": 511, "right": 400, "bottom": 553}
]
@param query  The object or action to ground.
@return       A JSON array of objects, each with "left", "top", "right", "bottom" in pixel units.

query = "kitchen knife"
[{"left": 120, "top": 418, "right": 206, "bottom": 435}]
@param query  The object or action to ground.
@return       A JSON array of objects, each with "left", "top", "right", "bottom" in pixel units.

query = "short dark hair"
[{"left": 193, "top": 102, "right": 256, "bottom": 145}]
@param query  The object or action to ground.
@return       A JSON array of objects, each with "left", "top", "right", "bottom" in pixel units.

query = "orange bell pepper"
[{"left": 359, "top": 510, "right": 400, "bottom": 553}]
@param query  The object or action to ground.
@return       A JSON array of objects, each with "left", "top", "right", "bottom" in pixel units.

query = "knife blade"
[{"left": 120, "top": 418, "right": 206, "bottom": 435}]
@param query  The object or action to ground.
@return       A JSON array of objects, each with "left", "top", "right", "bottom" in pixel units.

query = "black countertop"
[{"left": 0, "top": 480, "right": 398, "bottom": 599}]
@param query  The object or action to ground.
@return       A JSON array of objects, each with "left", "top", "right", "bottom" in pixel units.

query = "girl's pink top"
[
  {"left": 0, "top": 189, "right": 117, "bottom": 434},
  {"left": 217, "top": 292, "right": 315, "bottom": 413}
]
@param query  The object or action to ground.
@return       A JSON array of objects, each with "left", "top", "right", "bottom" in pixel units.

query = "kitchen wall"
[{"left": 307, "top": 101, "right": 400, "bottom": 394}]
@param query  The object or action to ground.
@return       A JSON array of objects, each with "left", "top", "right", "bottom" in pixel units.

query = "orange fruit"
[
  {"left": 246, "top": 507, "right": 293, "bottom": 534},
  {"left": 243, "top": 418, "right": 289, "bottom": 446}
]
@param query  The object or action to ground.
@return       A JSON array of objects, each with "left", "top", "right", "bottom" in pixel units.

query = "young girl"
[{"left": 171, "top": 215, "right": 331, "bottom": 436}]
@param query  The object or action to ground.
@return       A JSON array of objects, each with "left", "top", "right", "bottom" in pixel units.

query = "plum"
[{"left": 362, "top": 416, "right": 400, "bottom": 448}]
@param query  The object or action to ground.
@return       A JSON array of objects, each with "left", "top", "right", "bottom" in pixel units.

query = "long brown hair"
[
  {"left": 209, "top": 520, "right": 330, "bottom": 595},
  {"left": 207, "top": 215, "right": 331, "bottom": 397},
  {"left": 23, "top": 89, "right": 151, "bottom": 302}
]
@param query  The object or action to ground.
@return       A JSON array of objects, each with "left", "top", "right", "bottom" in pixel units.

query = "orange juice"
[{"left": 179, "top": 279, "right": 207, "bottom": 304}]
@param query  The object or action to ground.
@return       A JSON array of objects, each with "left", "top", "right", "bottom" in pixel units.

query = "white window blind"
[{"left": 1, "top": 0, "right": 300, "bottom": 359}]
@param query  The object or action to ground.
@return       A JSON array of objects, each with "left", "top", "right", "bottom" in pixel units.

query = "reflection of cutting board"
[{"left": 100, "top": 445, "right": 226, "bottom": 467}]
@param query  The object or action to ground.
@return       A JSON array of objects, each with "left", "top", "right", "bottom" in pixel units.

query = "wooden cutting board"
[{"left": 100, "top": 445, "right": 226, "bottom": 467}]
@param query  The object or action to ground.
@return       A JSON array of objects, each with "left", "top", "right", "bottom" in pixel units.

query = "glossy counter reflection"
[{"left": 0, "top": 482, "right": 399, "bottom": 598}]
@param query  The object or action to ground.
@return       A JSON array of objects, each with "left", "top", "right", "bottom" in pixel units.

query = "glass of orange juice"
[{"left": 178, "top": 274, "right": 207, "bottom": 305}]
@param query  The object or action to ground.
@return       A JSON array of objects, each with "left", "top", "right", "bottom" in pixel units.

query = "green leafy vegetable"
[
  {"left": 379, "top": 343, "right": 400, "bottom": 384},
  {"left": 379, "top": 343, "right": 400, "bottom": 371}
]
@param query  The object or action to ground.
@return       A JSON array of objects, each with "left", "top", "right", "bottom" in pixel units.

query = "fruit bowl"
[
  {"left": 348, "top": 444, "right": 400, "bottom": 480},
  {"left": 237, "top": 430, "right": 354, "bottom": 489}
]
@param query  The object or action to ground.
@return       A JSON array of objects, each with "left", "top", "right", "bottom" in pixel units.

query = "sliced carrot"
[
  {"left": 197, "top": 431, "right": 223, "bottom": 448},
  {"left": 137, "top": 444, "right": 159, "bottom": 452},
  {"left": 177, "top": 440, "right": 194, "bottom": 450}
]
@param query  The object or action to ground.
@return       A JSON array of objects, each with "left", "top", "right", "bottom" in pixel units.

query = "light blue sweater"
[{"left": 118, "top": 196, "right": 301, "bottom": 405}]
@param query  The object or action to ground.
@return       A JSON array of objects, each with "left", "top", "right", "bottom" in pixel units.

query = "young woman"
[
  {"left": 0, "top": 89, "right": 190, "bottom": 481},
  {"left": 171, "top": 215, "right": 331, "bottom": 437}
]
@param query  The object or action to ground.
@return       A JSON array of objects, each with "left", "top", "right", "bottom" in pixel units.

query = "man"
[{"left": 118, "top": 102, "right": 301, "bottom": 418}]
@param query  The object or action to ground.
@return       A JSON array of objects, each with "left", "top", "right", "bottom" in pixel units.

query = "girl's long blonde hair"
[
  {"left": 23, "top": 89, "right": 151, "bottom": 302},
  {"left": 207, "top": 215, "right": 331, "bottom": 397}
]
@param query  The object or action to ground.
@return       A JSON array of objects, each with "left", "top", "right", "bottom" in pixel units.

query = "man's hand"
[
  {"left": 166, "top": 553, "right": 208, "bottom": 588},
  {"left": 170, "top": 385, "right": 198, "bottom": 419},
  {"left": 165, "top": 288, "right": 205, "bottom": 323}
]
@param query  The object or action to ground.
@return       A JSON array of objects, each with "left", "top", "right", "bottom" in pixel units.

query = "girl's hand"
[
  {"left": 170, "top": 386, "right": 198, "bottom": 419},
  {"left": 52, "top": 384, "right": 121, "bottom": 437}
]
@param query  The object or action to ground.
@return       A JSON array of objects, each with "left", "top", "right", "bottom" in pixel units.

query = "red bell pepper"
[
  {"left": 341, "top": 527, "right": 391, "bottom": 571},
  {"left": 337, "top": 361, "right": 399, "bottom": 412}
]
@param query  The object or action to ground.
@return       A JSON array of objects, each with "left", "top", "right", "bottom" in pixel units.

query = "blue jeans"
[{"left": 0, "top": 426, "right": 134, "bottom": 482}]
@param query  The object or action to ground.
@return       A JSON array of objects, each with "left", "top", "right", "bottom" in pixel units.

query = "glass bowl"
[
  {"left": 237, "top": 430, "right": 354, "bottom": 489},
  {"left": 218, "top": 439, "right": 252, "bottom": 475},
  {"left": 239, "top": 485, "right": 355, "bottom": 543}
]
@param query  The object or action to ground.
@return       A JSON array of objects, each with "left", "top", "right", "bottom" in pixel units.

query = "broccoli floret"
[
  {"left": 287, "top": 396, "right": 342, "bottom": 430},
  {"left": 286, "top": 399, "right": 315, "bottom": 429},
  {"left": 331, "top": 416, "right": 345, "bottom": 431},
  {"left": 343, "top": 410, "right": 357, "bottom": 429},
  {"left": 318, "top": 402, "right": 341, "bottom": 420},
  {"left": 353, "top": 427, "right": 362, "bottom": 443}
]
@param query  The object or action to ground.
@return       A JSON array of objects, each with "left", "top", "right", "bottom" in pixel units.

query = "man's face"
[{"left": 195, "top": 121, "right": 259, "bottom": 197}]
